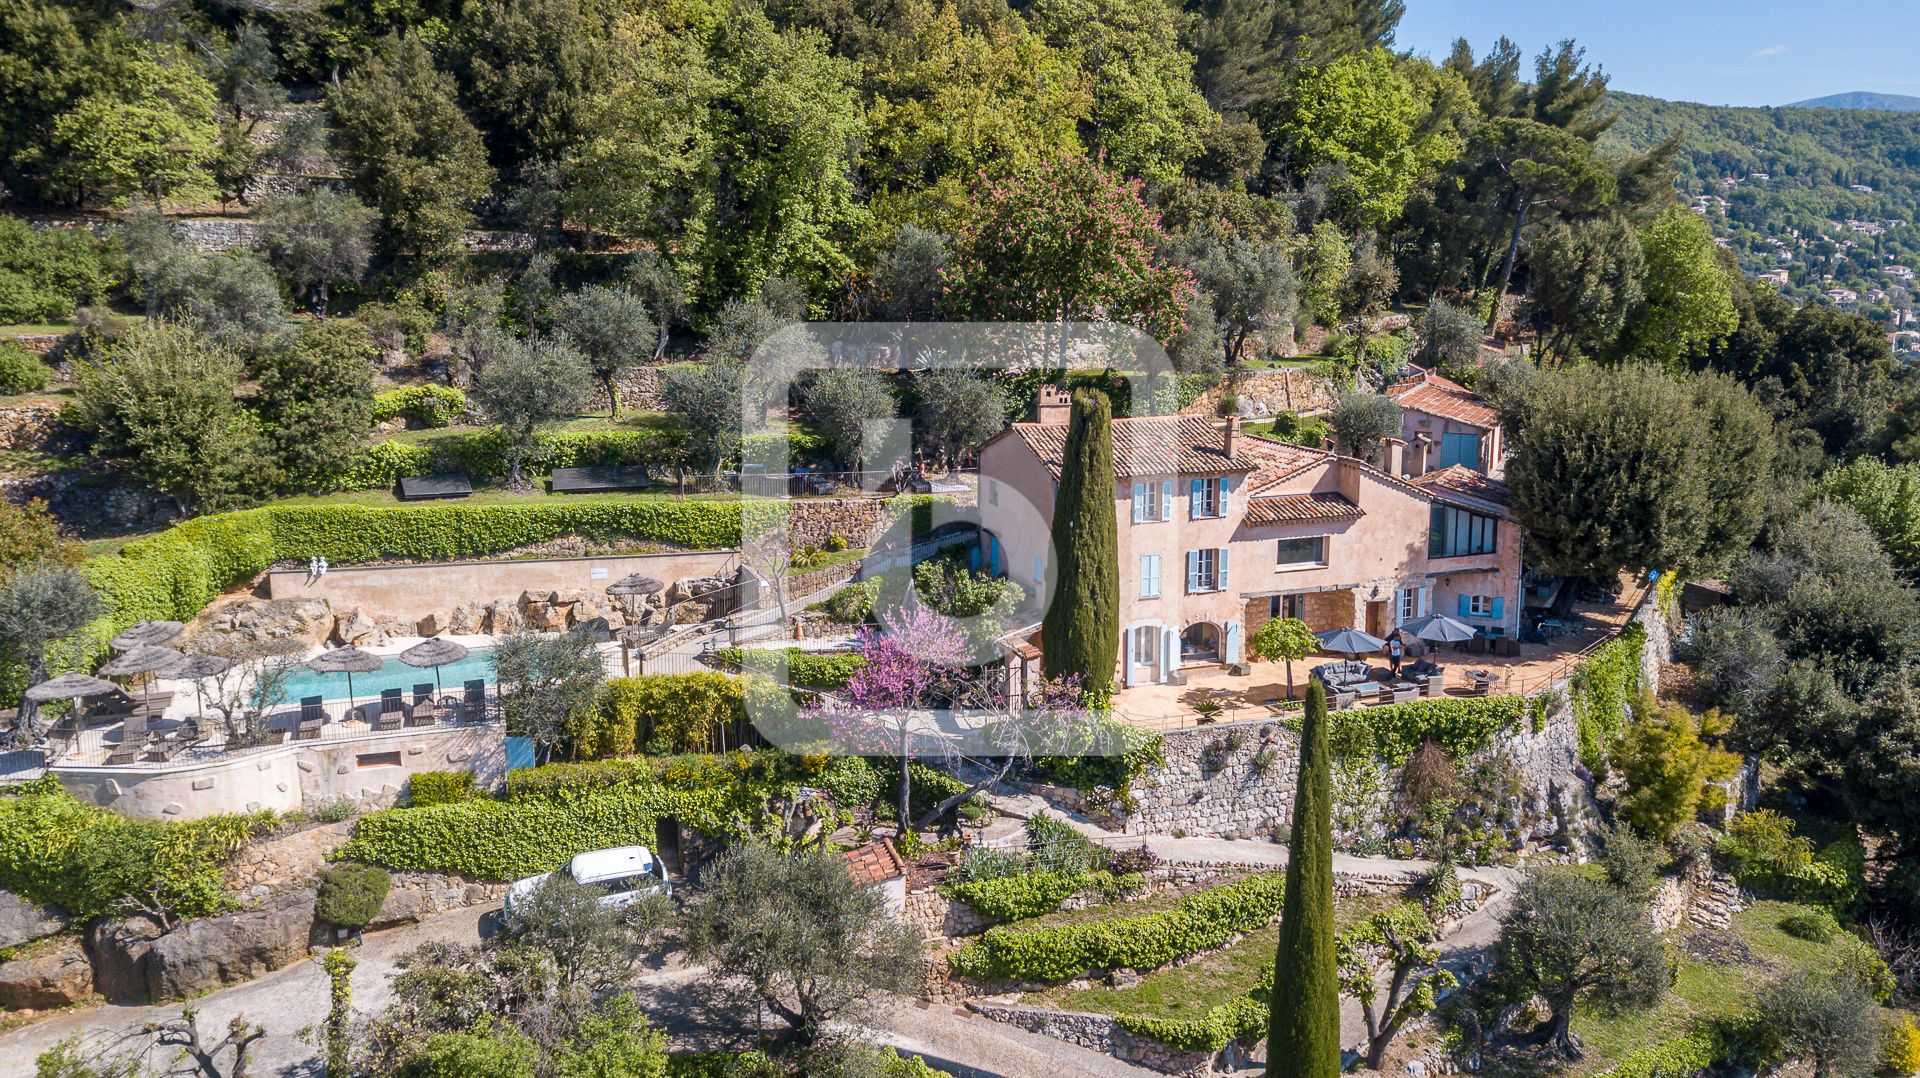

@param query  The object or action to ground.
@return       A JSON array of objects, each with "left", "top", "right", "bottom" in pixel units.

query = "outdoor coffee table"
[{"left": 1349, "top": 681, "right": 1390, "bottom": 703}]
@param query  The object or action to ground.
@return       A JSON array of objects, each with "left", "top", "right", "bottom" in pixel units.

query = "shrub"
[
  {"left": 0, "top": 215, "right": 117, "bottom": 323},
  {"left": 712, "top": 647, "right": 867, "bottom": 691},
  {"left": 948, "top": 847, "right": 1025, "bottom": 885},
  {"left": 0, "top": 776, "right": 268, "bottom": 924},
  {"left": 312, "top": 797, "right": 357, "bottom": 824},
  {"left": 314, "top": 862, "right": 391, "bottom": 928},
  {"left": 947, "top": 872, "right": 1285, "bottom": 982},
  {"left": 409, "top": 770, "right": 478, "bottom": 807},
  {"left": 945, "top": 870, "right": 1120, "bottom": 922},
  {"left": 1718, "top": 810, "right": 1863, "bottom": 913},
  {"left": 0, "top": 342, "right": 51, "bottom": 395},
  {"left": 1779, "top": 907, "right": 1840, "bottom": 943},
  {"left": 579, "top": 673, "right": 746, "bottom": 758},
  {"left": 1326, "top": 695, "right": 1525, "bottom": 765},
  {"left": 811, "top": 578, "right": 877, "bottom": 623},
  {"left": 1024, "top": 814, "right": 1108, "bottom": 873},
  {"left": 1886, "top": 1014, "right": 1920, "bottom": 1075},
  {"left": 1107, "top": 845, "right": 1162, "bottom": 877},
  {"left": 1595, "top": 1024, "right": 1735, "bottom": 1078},
  {"left": 371, "top": 385, "right": 468, "bottom": 428}
]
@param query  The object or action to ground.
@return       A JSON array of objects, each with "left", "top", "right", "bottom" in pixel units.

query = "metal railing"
[{"left": 35, "top": 690, "right": 500, "bottom": 770}]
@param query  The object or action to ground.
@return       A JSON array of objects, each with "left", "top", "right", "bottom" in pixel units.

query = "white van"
[{"left": 504, "top": 846, "right": 672, "bottom": 917}]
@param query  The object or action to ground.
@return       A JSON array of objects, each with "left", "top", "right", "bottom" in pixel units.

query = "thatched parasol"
[
  {"left": 99, "top": 646, "right": 186, "bottom": 713},
  {"left": 399, "top": 638, "right": 470, "bottom": 692},
  {"left": 24, "top": 672, "right": 119, "bottom": 703},
  {"left": 605, "top": 574, "right": 665, "bottom": 598},
  {"left": 307, "top": 647, "right": 385, "bottom": 719},
  {"left": 111, "top": 620, "right": 185, "bottom": 651}
]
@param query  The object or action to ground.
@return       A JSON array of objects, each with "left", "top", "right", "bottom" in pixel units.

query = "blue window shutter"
[
  {"left": 990, "top": 536, "right": 1002, "bottom": 576},
  {"left": 970, "top": 546, "right": 981, "bottom": 571},
  {"left": 1457, "top": 593, "right": 1470, "bottom": 618},
  {"left": 1160, "top": 480, "right": 1174, "bottom": 521},
  {"left": 1218, "top": 476, "right": 1231, "bottom": 517},
  {"left": 1491, "top": 596, "right": 1505, "bottom": 621},
  {"left": 1217, "top": 547, "right": 1229, "bottom": 590},
  {"left": 1034, "top": 555, "right": 1044, "bottom": 588},
  {"left": 1186, "top": 551, "right": 1200, "bottom": 593},
  {"left": 1150, "top": 555, "right": 1161, "bottom": 596},
  {"left": 1189, "top": 478, "right": 1204, "bottom": 519},
  {"left": 1131, "top": 482, "right": 1145, "bottom": 523}
]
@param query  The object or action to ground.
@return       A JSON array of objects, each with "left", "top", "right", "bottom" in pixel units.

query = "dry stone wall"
[
  {"left": 1122, "top": 720, "right": 1299, "bottom": 838},
  {"left": 963, "top": 1001, "right": 1216, "bottom": 1076}
]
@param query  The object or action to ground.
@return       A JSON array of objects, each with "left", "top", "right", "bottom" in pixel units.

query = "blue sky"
[{"left": 1396, "top": 1, "right": 1920, "bottom": 107}]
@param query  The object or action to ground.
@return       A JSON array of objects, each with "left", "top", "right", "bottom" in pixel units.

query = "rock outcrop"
[
  {"left": 332, "top": 607, "right": 384, "bottom": 646},
  {"left": 200, "top": 597, "right": 334, "bottom": 645},
  {"left": 0, "top": 937, "right": 91, "bottom": 1009},
  {"left": 0, "top": 891, "right": 68, "bottom": 949},
  {"left": 87, "top": 889, "right": 315, "bottom": 1003}
]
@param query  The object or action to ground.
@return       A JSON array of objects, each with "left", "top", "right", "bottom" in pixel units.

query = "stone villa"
[{"left": 977, "top": 385, "right": 1524, "bottom": 689}]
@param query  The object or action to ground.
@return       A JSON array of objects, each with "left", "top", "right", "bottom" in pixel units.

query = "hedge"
[
  {"left": 576, "top": 673, "right": 747, "bottom": 758},
  {"left": 944, "top": 869, "right": 1140, "bottom": 922},
  {"left": 339, "top": 750, "right": 886, "bottom": 880},
  {"left": 408, "top": 770, "right": 479, "bottom": 807},
  {"left": 370, "top": 385, "right": 468, "bottom": 428},
  {"left": 0, "top": 776, "right": 269, "bottom": 923},
  {"left": 1326, "top": 695, "right": 1527, "bottom": 766},
  {"left": 1593, "top": 1025, "right": 1734, "bottom": 1078},
  {"left": 713, "top": 647, "right": 867, "bottom": 691},
  {"left": 1571, "top": 623, "right": 1646, "bottom": 769},
  {"left": 338, "top": 427, "right": 685, "bottom": 491},
  {"left": 947, "top": 872, "right": 1285, "bottom": 982}
]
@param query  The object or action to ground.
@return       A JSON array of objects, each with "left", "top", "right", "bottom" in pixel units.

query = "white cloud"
[{"left": 1749, "top": 44, "right": 1790, "bottom": 59}]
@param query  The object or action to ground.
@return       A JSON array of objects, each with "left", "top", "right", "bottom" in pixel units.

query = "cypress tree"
[
  {"left": 1268, "top": 677, "right": 1340, "bottom": 1078},
  {"left": 1040, "top": 388, "right": 1119, "bottom": 702}
]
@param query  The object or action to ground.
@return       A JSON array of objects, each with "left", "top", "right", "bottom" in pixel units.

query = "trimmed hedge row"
[
  {"left": 370, "top": 385, "right": 468, "bottom": 428},
  {"left": 575, "top": 673, "right": 747, "bottom": 758},
  {"left": 339, "top": 428, "right": 685, "bottom": 491},
  {"left": 947, "top": 872, "right": 1285, "bottom": 982},
  {"left": 944, "top": 869, "right": 1141, "bottom": 922},
  {"left": 340, "top": 750, "right": 886, "bottom": 880},
  {"left": 713, "top": 647, "right": 867, "bottom": 691},
  {"left": 1326, "top": 694, "right": 1527, "bottom": 765}
]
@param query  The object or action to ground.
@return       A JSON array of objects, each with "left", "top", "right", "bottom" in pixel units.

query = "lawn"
[
  {"left": 1563, "top": 900, "right": 1879, "bottom": 1076},
  {"left": 1028, "top": 889, "right": 1408, "bottom": 1021},
  {"left": 270, "top": 486, "right": 734, "bottom": 509}
]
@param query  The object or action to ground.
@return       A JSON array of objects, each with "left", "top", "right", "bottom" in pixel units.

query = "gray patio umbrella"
[
  {"left": 99, "top": 646, "right": 187, "bottom": 714},
  {"left": 399, "top": 638, "right": 470, "bottom": 692},
  {"left": 1399, "top": 614, "right": 1477, "bottom": 645},
  {"left": 307, "top": 646, "right": 385, "bottom": 720},
  {"left": 170, "top": 653, "right": 234, "bottom": 716},
  {"left": 1315, "top": 627, "right": 1387, "bottom": 657},
  {"left": 111, "top": 620, "right": 185, "bottom": 651}
]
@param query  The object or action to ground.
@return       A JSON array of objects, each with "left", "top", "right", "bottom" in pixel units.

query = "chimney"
[
  {"left": 1385, "top": 437, "right": 1407, "bottom": 478},
  {"left": 1222, "top": 415, "right": 1241, "bottom": 458},
  {"left": 1407, "top": 434, "right": 1431, "bottom": 477},
  {"left": 1035, "top": 384, "right": 1071, "bottom": 425}
]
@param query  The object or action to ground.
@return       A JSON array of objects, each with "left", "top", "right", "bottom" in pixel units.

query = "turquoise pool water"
[{"left": 278, "top": 648, "right": 497, "bottom": 704}]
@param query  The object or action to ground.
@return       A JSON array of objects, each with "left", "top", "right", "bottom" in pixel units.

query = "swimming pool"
[{"left": 277, "top": 648, "right": 497, "bottom": 704}]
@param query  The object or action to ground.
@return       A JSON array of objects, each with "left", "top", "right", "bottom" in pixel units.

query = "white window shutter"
[
  {"left": 1160, "top": 479, "right": 1174, "bottom": 521},
  {"left": 1163, "top": 626, "right": 1177, "bottom": 674},
  {"left": 1225, "top": 620, "right": 1244, "bottom": 665},
  {"left": 1418, "top": 585, "right": 1431, "bottom": 617},
  {"left": 1217, "top": 547, "right": 1229, "bottom": 591},
  {"left": 1131, "top": 482, "right": 1146, "bottom": 523}
]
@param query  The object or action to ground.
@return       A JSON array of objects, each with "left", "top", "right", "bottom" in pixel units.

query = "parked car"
[{"left": 504, "top": 845, "right": 671, "bottom": 917}]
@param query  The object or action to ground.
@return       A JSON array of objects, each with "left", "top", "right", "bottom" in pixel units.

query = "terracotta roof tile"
[
  {"left": 1410, "top": 465, "right": 1513, "bottom": 517},
  {"left": 842, "top": 840, "right": 907, "bottom": 886},
  {"left": 1238, "top": 435, "right": 1330, "bottom": 492},
  {"left": 1243, "top": 492, "right": 1364, "bottom": 526},
  {"left": 1012, "top": 415, "right": 1264, "bottom": 479},
  {"left": 1386, "top": 370, "right": 1500, "bottom": 429}
]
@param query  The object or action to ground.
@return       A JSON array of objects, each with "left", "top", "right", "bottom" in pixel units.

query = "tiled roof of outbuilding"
[{"left": 1243, "top": 491, "right": 1364, "bottom": 526}]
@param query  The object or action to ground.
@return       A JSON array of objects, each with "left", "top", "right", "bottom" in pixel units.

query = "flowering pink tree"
[
  {"left": 827, "top": 604, "right": 970, "bottom": 827},
  {"left": 943, "top": 152, "right": 1197, "bottom": 347}
]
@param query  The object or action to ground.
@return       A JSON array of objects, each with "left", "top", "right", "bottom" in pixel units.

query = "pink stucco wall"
[{"left": 979, "top": 429, "right": 1523, "bottom": 687}]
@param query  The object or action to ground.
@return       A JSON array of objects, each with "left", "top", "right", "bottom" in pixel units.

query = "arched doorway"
[{"left": 1180, "top": 622, "right": 1221, "bottom": 666}]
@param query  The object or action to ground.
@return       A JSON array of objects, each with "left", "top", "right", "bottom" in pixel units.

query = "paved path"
[
  {"left": 872, "top": 1000, "right": 1161, "bottom": 1078},
  {"left": 0, "top": 906, "right": 492, "bottom": 1078}
]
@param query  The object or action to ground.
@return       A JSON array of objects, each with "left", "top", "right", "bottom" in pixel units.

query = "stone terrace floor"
[{"left": 1112, "top": 572, "right": 1650, "bottom": 731}]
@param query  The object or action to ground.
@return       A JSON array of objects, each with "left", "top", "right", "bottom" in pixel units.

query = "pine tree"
[
  {"left": 1268, "top": 677, "right": 1340, "bottom": 1078},
  {"left": 1040, "top": 389, "right": 1119, "bottom": 702}
]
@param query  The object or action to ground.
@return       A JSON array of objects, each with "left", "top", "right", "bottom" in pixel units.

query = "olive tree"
[
  {"left": 552, "top": 285, "right": 655, "bottom": 417},
  {"left": 254, "top": 189, "right": 377, "bottom": 318},
  {"left": 491, "top": 628, "right": 605, "bottom": 763},
  {"left": 468, "top": 336, "right": 593, "bottom": 490},
  {"left": 0, "top": 564, "right": 103, "bottom": 738},
  {"left": 1328, "top": 389, "right": 1401, "bottom": 461},
  {"left": 1490, "top": 869, "right": 1667, "bottom": 1057}
]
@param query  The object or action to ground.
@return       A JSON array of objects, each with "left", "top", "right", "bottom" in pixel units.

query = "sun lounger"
[{"left": 462, "top": 679, "right": 487, "bottom": 720}]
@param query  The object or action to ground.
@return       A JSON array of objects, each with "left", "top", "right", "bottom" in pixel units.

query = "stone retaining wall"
[
  {"left": 1649, "top": 860, "right": 1744, "bottom": 933},
  {"left": 1180, "top": 367, "right": 1339, "bottom": 420},
  {"left": 964, "top": 1000, "right": 1217, "bottom": 1076},
  {"left": 0, "top": 404, "right": 62, "bottom": 451},
  {"left": 1122, "top": 720, "right": 1300, "bottom": 838}
]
